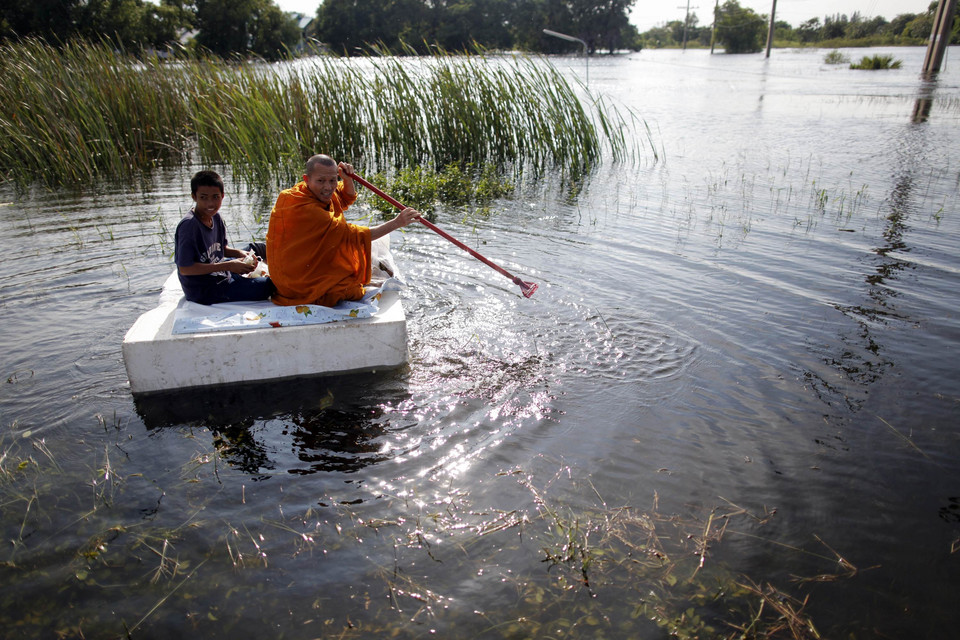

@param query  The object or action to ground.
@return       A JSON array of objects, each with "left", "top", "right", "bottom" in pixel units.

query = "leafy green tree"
[
  {"left": 432, "top": 0, "right": 513, "bottom": 51},
  {"left": 250, "top": 3, "right": 302, "bottom": 57},
  {"left": 915, "top": 0, "right": 960, "bottom": 44},
  {"left": 1, "top": 0, "right": 189, "bottom": 48},
  {"left": 77, "top": 0, "right": 143, "bottom": 42},
  {"left": 567, "top": 0, "right": 636, "bottom": 53},
  {"left": 639, "top": 24, "right": 675, "bottom": 48},
  {"left": 669, "top": 13, "right": 694, "bottom": 44},
  {"left": 310, "top": 0, "right": 429, "bottom": 53},
  {"left": 141, "top": 1, "right": 195, "bottom": 49},
  {"left": 310, "top": 0, "right": 635, "bottom": 54},
  {"left": 620, "top": 21, "right": 642, "bottom": 50},
  {"left": 194, "top": 0, "right": 255, "bottom": 55},
  {"left": 840, "top": 12, "right": 887, "bottom": 39},
  {"left": 536, "top": 0, "right": 578, "bottom": 52},
  {"left": 796, "top": 17, "right": 820, "bottom": 43},
  {"left": 1, "top": 0, "right": 83, "bottom": 42},
  {"left": 821, "top": 14, "right": 848, "bottom": 39},
  {"left": 904, "top": 12, "right": 934, "bottom": 39},
  {"left": 195, "top": 0, "right": 300, "bottom": 59},
  {"left": 887, "top": 13, "right": 918, "bottom": 37},
  {"left": 772, "top": 19, "right": 794, "bottom": 43},
  {"left": 715, "top": 0, "right": 764, "bottom": 53}
]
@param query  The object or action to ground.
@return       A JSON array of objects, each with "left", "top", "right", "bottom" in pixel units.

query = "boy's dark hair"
[{"left": 191, "top": 170, "right": 224, "bottom": 196}]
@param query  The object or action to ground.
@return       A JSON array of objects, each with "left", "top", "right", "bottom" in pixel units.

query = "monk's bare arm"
[
  {"left": 338, "top": 162, "right": 357, "bottom": 200},
  {"left": 370, "top": 207, "right": 421, "bottom": 241}
]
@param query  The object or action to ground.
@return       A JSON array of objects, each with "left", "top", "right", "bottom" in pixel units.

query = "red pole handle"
[{"left": 345, "top": 170, "right": 538, "bottom": 298}]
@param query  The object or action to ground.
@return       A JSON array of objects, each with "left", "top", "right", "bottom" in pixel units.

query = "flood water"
[{"left": 2, "top": 47, "right": 959, "bottom": 638}]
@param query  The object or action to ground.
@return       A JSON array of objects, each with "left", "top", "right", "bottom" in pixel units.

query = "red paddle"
[{"left": 345, "top": 170, "right": 538, "bottom": 298}]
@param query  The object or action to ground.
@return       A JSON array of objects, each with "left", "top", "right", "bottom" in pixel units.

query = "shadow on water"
[{"left": 133, "top": 369, "right": 416, "bottom": 478}]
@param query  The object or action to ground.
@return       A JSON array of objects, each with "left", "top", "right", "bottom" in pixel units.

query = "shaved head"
[
  {"left": 305, "top": 154, "right": 336, "bottom": 176},
  {"left": 302, "top": 154, "right": 341, "bottom": 205}
]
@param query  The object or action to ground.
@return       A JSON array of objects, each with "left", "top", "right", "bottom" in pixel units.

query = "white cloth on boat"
[
  {"left": 171, "top": 278, "right": 402, "bottom": 335},
  {"left": 169, "top": 234, "right": 403, "bottom": 335}
]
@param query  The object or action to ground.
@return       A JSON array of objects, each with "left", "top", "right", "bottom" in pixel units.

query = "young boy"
[{"left": 174, "top": 170, "right": 274, "bottom": 305}]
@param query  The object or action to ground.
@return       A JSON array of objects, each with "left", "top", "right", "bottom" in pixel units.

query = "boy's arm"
[
  {"left": 178, "top": 261, "right": 246, "bottom": 276},
  {"left": 224, "top": 246, "right": 253, "bottom": 259}
]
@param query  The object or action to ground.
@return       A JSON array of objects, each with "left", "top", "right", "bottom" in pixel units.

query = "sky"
[{"left": 273, "top": 0, "right": 932, "bottom": 32}]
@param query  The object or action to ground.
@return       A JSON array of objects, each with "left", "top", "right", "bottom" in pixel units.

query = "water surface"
[{"left": 2, "top": 47, "right": 959, "bottom": 638}]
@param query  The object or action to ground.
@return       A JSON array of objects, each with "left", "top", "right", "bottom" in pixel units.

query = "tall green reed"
[
  {"left": 0, "top": 39, "right": 646, "bottom": 190},
  {"left": 0, "top": 38, "right": 192, "bottom": 187}
]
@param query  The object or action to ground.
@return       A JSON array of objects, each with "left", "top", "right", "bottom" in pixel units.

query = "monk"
[{"left": 267, "top": 155, "right": 420, "bottom": 307}]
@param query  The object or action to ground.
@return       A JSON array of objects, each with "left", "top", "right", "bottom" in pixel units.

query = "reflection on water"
[
  {"left": 912, "top": 77, "right": 937, "bottom": 123},
  {"left": 815, "top": 110, "right": 925, "bottom": 409},
  {"left": 135, "top": 371, "right": 415, "bottom": 478}
]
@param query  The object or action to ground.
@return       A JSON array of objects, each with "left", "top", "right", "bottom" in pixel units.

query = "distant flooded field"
[{"left": 1, "top": 46, "right": 959, "bottom": 638}]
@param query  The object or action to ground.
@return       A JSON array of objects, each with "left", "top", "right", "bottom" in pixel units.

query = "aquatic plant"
[
  {"left": 364, "top": 163, "right": 514, "bottom": 216},
  {"left": 0, "top": 39, "right": 647, "bottom": 190},
  {"left": 823, "top": 49, "right": 849, "bottom": 65},
  {"left": 850, "top": 54, "right": 902, "bottom": 70}
]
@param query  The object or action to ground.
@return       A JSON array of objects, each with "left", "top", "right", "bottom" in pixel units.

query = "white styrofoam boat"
[{"left": 123, "top": 237, "right": 408, "bottom": 394}]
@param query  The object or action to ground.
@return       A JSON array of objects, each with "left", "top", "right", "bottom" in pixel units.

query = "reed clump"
[
  {"left": 0, "top": 38, "right": 645, "bottom": 190},
  {"left": 823, "top": 49, "right": 849, "bottom": 65},
  {"left": 0, "top": 38, "right": 193, "bottom": 187},
  {"left": 850, "top": 54, "right": 902, "bottom": 70}
]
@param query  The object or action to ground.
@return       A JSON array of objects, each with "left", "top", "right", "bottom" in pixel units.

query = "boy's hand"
[{"left": 226, "top": 258, "right": 256, "bottom": 275}]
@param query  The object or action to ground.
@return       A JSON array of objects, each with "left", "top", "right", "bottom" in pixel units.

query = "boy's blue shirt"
[{"left": 174, "top": 209, "right": 231, "bottom": 301}]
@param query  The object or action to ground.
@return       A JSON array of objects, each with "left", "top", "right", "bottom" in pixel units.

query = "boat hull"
[{"left": 123, "top": 272, "right": 408, "bottom": 394}]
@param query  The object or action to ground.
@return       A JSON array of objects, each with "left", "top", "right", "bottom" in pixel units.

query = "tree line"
[
  {"left": 0, "top": 0, "right": 302, "bottom": 60},
  {"left": 2, "top": 0, "right": 957, "bottom": 59},
  {"left": 644, "top": 1, "right": 960, "bottom": 53},
  {"left": 0, "top": 0, "right": 640, "bottom": 57},
  {"left": 307, "top": 0, "right": 640, "bottom": 54}
]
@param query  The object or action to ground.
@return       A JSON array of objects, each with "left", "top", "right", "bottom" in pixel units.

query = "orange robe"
[{"left": 267, "top": 181, "right": 372, "bottom": 307}]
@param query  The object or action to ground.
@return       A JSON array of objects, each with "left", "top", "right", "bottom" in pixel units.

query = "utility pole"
[
  {"left": 764, "top": 0, "right": 778, "bottom": 58},
  {"left": 677, "top": 0, "right": 698, "bottom": 50},
  {"left": 710, "top": 0, "right": 719, "bottom": 53},
  {"left": 922, "top": 0, "right": 958, "bottom": 74}
]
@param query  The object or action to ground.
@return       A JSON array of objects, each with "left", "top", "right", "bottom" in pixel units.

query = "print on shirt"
[{"left": 199, "top": 241, "right": 228, "bottom": 278}]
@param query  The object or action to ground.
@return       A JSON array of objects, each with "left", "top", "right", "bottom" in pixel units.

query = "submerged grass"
[
  {"left": 0, "top": 39, "right": 647, "bottom": 191},
  {"left": 0, "top": 418, "right": 860, "bottom": 638}
]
